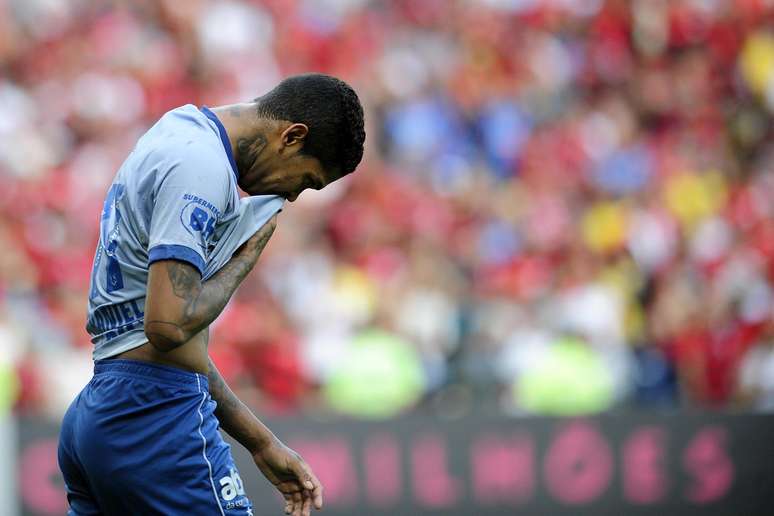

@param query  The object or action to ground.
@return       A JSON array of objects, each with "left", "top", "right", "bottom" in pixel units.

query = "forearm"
[
  {"left": 161, "top": 254, "right": 253, "bottom": 341},
  {"left": 207, "top": 357, "right": 278, "bottom": 453},
  {"left": 145, "top": 223, "right": 274, "bottom": 350}
]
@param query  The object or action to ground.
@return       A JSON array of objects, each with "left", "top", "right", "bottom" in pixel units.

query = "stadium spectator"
[{"left": 1, "top": 0, "right": 774, "bottom": 417}]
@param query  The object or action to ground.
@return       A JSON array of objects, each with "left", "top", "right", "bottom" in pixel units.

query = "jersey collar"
[{"left": 199, "top": 106, "right": 239, "bottom": 181}]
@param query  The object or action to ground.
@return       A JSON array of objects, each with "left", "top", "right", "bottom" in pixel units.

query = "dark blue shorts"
[{"left": 58, "top": 359, "right": 253, "bottom": 515}]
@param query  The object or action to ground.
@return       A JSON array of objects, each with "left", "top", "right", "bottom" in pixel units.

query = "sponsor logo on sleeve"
[{"left": 180, "top": 194, "right": 221, "bottom": 245}]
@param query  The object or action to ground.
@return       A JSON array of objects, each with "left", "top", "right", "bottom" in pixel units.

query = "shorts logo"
[{"left": 219, "top": 467, "right": 246, "bottom": 502}]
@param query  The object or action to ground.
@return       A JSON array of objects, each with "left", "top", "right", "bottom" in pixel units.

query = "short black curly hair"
[{"left": 256, "top": 73, "right": 365, "bottom": 179}]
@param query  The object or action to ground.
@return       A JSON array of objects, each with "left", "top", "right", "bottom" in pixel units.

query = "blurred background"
[{"left": 3, "top": 0, "right": 774, "bottom": 514}]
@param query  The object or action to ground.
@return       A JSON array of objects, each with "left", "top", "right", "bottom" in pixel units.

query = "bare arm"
[
  {"left": 145, "top": 212, "right": 322, "bottom": 515},
  {"left": 207, "top": 357, "right": 277, "bottom": 452},
  {"left": 208, "top": 354, "right": 323, "bottom": 516},
  {"left": 144, "top": 215, "right": 277, "bottom": 351}
]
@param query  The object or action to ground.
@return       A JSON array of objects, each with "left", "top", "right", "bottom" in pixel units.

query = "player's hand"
[
  {"left": 252, "top": 438, "right": 323, "bottom": 516},
  {"left": 234, "top": 214, "right": 278, "bottom": 264}
]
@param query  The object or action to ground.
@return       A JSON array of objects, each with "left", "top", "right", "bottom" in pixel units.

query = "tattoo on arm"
[
  {"left": 167, "top": 262, "right": 202, "bottom": 298},
  {"left": 149, "top": 226, "right": 274, "bottom": 351}
]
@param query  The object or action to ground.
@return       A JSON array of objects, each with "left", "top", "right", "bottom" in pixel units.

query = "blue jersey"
[{"left": 86, "top": 105, "right": 283, "bottom": 360}]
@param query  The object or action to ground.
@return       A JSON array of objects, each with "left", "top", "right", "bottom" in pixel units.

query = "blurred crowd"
[{"left": 2, "top": 0, "right": 774, "bottom": 419}]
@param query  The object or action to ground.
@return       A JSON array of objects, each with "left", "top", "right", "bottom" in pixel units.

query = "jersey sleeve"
[{"left": 147, "top": 149, "right": 229, "bottom": 275}]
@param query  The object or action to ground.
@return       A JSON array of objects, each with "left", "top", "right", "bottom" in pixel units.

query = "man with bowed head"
[{"left": 58, "top": 73, "right": 365, "bottom": 516}]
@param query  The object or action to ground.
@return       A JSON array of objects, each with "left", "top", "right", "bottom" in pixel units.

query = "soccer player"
[{"left": 57, "top": 73, "right": 365, "bottom": 516}]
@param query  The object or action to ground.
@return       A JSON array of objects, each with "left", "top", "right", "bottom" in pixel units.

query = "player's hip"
[{"left": 67, "top": 360, "right": 214, "bottom": 434}]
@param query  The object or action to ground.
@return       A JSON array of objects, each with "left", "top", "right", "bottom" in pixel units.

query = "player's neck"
[{"left": 210, "top": 103, "right": 276, "bottom": 177}]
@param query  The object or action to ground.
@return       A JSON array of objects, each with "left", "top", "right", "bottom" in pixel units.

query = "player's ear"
[{"left": 281, "top": 123, "right": 308, "bottom": 149}]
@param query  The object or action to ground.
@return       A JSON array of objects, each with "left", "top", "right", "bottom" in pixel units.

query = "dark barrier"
[{"left": 18, "top": 413, "right": 774, "bottom": 516}]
